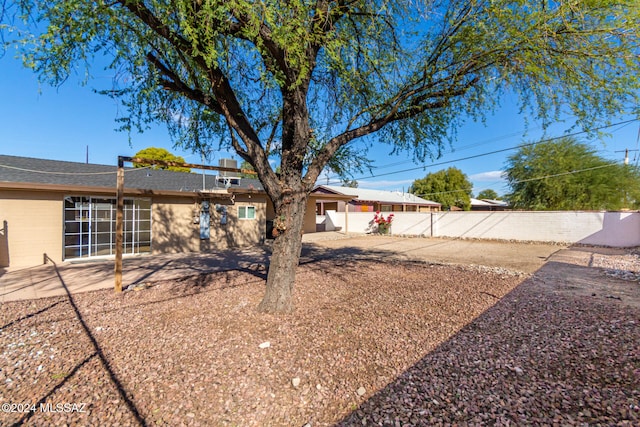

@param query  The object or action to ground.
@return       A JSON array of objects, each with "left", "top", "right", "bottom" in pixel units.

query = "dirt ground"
[
  {"left": 301, "top": 234, "right": 564, "bottom": 273},
  {"left": 531, "top": 245, "right": 640, "bottom": 308},
  {"left": 0, "top": 234, "right": 564, "bottom": 302},
  {"left": 305, "top": 234, "right": 640, "bottom": 305}
]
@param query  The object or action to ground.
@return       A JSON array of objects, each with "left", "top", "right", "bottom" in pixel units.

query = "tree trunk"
[{"left": 257, "top": 190, "right": 308, "bottom": 313}]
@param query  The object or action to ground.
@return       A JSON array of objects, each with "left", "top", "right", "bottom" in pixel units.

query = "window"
[
  {"left": 238, "top": 205, "right": 256, "bottom": 220},
  {"left": 64, "top": 196, "right": 151, "bottom": 260}
]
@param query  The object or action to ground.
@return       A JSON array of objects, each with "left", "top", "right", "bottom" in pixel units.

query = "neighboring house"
[
  {"left": 313, "top": 185, "right": 441, "bottom": 214},
  {"left": 0, "top": 155, "right": 269, "bottom": 270},
  {"left": 470, "top": 198, "right": 510, "bottom": 211}
]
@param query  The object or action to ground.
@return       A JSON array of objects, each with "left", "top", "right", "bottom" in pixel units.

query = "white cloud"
[
  {"left": 469, "top": 170, "right": 505, "bottom": 181},
  {"left": 470, "top": 170, "right": 509, "bottom": 195}
]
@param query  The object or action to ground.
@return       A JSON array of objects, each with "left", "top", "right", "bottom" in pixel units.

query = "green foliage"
[
  {"left": 3, "top": 0, "right": 639, "bottom": 194},
  {"left": 504, "top": 137, "right": 640, "bottom": 210},
  {"left": 409, "top": 167, "right": 472, "bottom": 210},
  {"left": 307, "top": 136, "right": 373, "bottom": 183},
  {"left": 477, "top": 189, "right": 500, "bottom": 200},
  {"left": 239, "top": 160, "right": 257, "bottom": 179},
  {"left": 133, "top": 147, "right": 190, "bottom": 172},
  {"left": 4, "top": 0, "right": 640, "bottom": 311}
]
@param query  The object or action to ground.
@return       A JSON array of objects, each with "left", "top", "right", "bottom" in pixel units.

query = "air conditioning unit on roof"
[
  {"left": 218, "top": 158, "right": 238, "bottom": 177},
  {"left": 217, "top": 158, "right": 240, "bottom": 187}
]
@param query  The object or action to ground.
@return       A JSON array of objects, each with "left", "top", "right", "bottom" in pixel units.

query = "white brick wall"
[{"left": 322, "top": 210, "right": 640, "bottom": 247}]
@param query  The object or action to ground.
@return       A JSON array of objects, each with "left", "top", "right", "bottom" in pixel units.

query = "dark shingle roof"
[{"left": 0, "top": 155, "right": 264, "bottom": 193}]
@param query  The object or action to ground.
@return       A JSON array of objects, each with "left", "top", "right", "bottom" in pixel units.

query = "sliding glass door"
[{"left": 64, "top": 196, "right": 151, "bottom": 260}]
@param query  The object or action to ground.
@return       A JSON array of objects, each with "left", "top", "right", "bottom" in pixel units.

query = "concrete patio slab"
[{"left": 0, "top": 248, "right": 270, "bottom": 303}]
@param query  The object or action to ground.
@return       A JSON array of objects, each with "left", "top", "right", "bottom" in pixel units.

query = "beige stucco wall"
[
  {"left": 304, "top": 198, "right": 317, "bottom": 234},
  {"left": 1, "top": 190, "right": 268, "bottom": 270},
  {"left": 152, "top": 194, "right": 267, "bottom": 253},
  {"left": 151, "top": 196, "right": 200, "bottom": 254},
  {"left": 210, "top": 194, "right": 267, "bottom": 249},
  {"left": 0, "top": 190, "right": 63, "bottom": 270},
  {"left": 266, "top": 197, "right": 276, "bottom": 220}
]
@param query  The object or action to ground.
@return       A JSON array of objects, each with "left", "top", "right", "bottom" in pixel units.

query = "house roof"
[
  {"left": 470, "top": 198, "right": 494, "bottom": 207},
  {"left": 0, "top": 154, "right": 264, "bottom": 195},
  {"left": 470, "top": 198, "right": 509, "bottom": 207},
  {"left": 483, "top": 199, "right": 509, "bottom": 207},
  {"left": 314, "top": 185, "right": 440, "bottom": 206}
]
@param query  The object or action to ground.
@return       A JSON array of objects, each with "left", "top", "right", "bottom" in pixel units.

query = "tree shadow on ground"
[
  {"left": 158, "top": 242, "right": 406, "bottom": 296},
  {"left": 298, "top": 242, "right": 455, "bottom": 280},
  {"left": 334, "top": 260, "right": 640, "bottom": 426},
  {"left": 0, "top": 300, "right": 64, "bottom": 331},
  {"left": 9, "top": 256, "right": 147, "bottom": 427},
  {"left": 301, "top": 242, "right": 403, "bottom": 263}
]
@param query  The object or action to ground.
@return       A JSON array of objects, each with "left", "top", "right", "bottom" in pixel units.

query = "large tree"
[
  {"left": 409, "top": 167, "right": 473, "bottom": 210},
  {"left": 505, "top": 137, "right": 640, "bottom": 210},
  {"left": 3, "top": 1, "right": 639, "bottom": 312}
]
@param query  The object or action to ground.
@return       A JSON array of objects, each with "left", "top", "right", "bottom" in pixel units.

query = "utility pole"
[{"left": 615, "top": 148, "right": 639, "bottom": 165}]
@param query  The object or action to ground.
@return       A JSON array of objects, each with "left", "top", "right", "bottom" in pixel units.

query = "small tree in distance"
[
  {"left": 134, "top": 147, "right": 190, "bottom": 173},
  {"left": 409, "top": 167, "right": 473, "bottom": 211},
  {"left": 239, "top": 160, "right": 257, "bottom": 179},
  {"left": 477, "top": 189, "right": 500, "bottom": 200}
]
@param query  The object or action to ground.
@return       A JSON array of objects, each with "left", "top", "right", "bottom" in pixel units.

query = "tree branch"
[
  {"left": 265, "top": 114, "right": 281, "bottom": 157},
  {"left": 305, "top": 75, "right": 480, "bottom": 184},
  {"left": 118, "top": 0, "right": 193, "bottom": 56},
  {"left": 118, "top": 1, "right": 281, "bottom": 197},
  {"left": 146, "top": 53, "right": 223, "bottom": 114}
]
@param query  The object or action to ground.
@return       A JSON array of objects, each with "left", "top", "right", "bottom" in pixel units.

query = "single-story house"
[
  {"left": 313, "top": 185, "right": 441, "bottom": 214},
  {"left": 0, "top": 155, "right": 355, "bottom": 270},
  {"left": 470, "top": 198, "right": 510, "bottom": 211},
  {"left": 0, "top": 154, "right": 277, "bottom": 270}
]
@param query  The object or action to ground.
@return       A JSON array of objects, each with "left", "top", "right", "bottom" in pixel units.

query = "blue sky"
[{"left": 1, "top": 49, "right": 638, "bottom": 198}]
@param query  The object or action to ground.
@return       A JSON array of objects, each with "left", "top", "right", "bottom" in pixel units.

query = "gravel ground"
[{"left": 1, "top": 248, "right": 639, "bottom": 426}]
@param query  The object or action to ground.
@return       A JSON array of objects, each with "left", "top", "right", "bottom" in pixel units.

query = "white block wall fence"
[{"left": 322, "top": 210, "right": 640, "bottom": 247}]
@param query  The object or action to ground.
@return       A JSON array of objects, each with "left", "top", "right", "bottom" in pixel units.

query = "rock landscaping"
[{"left": 1, "top": 244, "right": 638, "bottom": 426}]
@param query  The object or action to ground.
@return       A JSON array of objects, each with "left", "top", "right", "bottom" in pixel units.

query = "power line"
[
  {"left": 335, "top": 126, "right": 546, "bottom": 175},
  {"left": 0, "top": 163, "right": 153, "bottom": 175},
  {"left": 509, "top": 163, "right": 617, "bottom": 184},
  {"left": 411, "top": 162, "right": 619, "bottom": 199},
  {"left": 326, "top": 117, "right": 639, "bottom": 186},
  {"left": 338, "top": 126, "right": 545, "bottom": 174}
]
